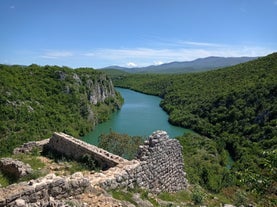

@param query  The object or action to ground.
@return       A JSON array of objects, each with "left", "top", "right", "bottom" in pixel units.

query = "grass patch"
[
  {"left": 19, "top": 170, "right": 44, "bottom": 182},
  {"left": 67, "top": 160, "right": 91, "bottom": 174},
  {"left": 0, "top": 153, "right": 47, "bottom": 186},
  {"left": 12, "top": 153, "right": 45, "bottom": 170},
  {"left": 111, "top": 190, "right": 137, "bottom": 206},
  {"left": 158, "top": 190, "right": 191, "bottom": 203},
  {"left": 0, "top": 172, "right": 10, "bottom": 187},
  {"left": 138, "top": 189, "right": 159, "bottom": 207},
  {"left": 42, "top": 149, "right": 101, "bottom": 175}
]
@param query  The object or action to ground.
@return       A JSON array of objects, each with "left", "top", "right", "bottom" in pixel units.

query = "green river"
[{"left": 82, "top": 88, "right": 191, "bottom": 145}]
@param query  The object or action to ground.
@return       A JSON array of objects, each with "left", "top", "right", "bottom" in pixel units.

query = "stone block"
[
  {"left": 14, "top": 199, "right": 26, "bottom": 207},
  {"left": 0, "top": 158, "right": 32, "bottom": 179}
]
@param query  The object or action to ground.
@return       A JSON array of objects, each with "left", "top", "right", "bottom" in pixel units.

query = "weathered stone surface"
[
  {"left": 96, "top": 130, "right": 188, "bottom": 193},
  {"left": 14, "top": 199, "right": 26, "bottom": 207},
  {"left": 0, "top": 172, "right": 90, "bottom": 207},
  {"left": 13, "top": 139, "right": 50, "bottom": 154},
  {"left": 87, "top": 78, "right": 116, "bottom": 105},
  {"left": 0, "top": 158, "right": 32, "bottom": 178},
  {"left": 1, "top": 130, "right": 188, "bottom": 206},
  {"left": 135, "top": 130, "right": 188, "bottom": 192},
  {"left": 46, "top": 132, "right": 128, "bottom": 169}
]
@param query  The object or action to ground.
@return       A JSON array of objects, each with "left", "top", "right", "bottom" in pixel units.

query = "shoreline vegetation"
[
  {"left": 0, "top": 53, "right": 276, "bottom": 206},
  {"left": 108, "top": 53, "right": 277, "bottom": 206}
]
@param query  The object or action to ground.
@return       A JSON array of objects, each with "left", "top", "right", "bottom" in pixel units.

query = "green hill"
[
  {"left": 114, "top": 53, "right": 277, "bottom": 204},
  {"left": 0, "top": 64, "right": 123, "bottom": 156},
  {"left": 114, "top": 53, "right": 276, "bottom": 145},
  {"left": 98, "top": 68, "right": 130, "bottom": 79}
]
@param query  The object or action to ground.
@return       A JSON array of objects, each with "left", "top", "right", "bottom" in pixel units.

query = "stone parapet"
[{"left": 47, "top": 132, "right": 128, "bottom": 170}]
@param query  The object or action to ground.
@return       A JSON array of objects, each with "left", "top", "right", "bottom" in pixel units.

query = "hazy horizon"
[{"left": 1, "top": 0, "right": 276, "bottom": 68}]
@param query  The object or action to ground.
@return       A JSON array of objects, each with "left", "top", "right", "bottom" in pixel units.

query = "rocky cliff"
[
  {"left": 56, "top": 69, "right": 117, "bottom": 105},
  {"left": 0, "top": 64, "right": 123, "bottom": 156}
]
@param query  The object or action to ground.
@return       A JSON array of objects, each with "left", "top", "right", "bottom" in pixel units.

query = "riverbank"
[{"left": 82, "top": 87, "right": 190, "bottom": 145}]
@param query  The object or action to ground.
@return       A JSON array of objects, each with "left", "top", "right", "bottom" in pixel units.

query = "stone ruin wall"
[
  {"left": 136, "top": 131, "right": 187, "bottom": 192},
  {"left": 0, "top": 131, "right": 188, "bottom": 206},
  {"left": 98, "top": 131, "right": 187, "bottom": 193},
  {"left": 46, "top": 132, "right": 128, "bottom": 169},
  {"left": 0, "top": 172, "right": 90, "bottom": 207}
]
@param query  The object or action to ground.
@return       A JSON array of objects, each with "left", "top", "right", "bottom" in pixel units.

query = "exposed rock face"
[
  {"left": 56, "top": 70, "right": 120, "bottom": 123},
  {"left": 0, "top": 158, "right": 32, "bottom": 179},
  {"left": 64, "top": 72, "right": 116, "bottom": 105},
  {"left": 87, "top": 78, "right": 116, "bottom": 105}
]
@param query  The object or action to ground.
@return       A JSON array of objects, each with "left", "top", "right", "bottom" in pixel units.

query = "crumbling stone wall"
[
  {"left": 0, "top": 172, "right": 90, "bottom": 207},
  {"left": 136, "top": 130, "right": 187, "bottom": 192},
  {"left": 1, "top": 130, "right": 188, "bottom": 206},
  {"left": 46, "top": 132, "right": 128, "bottom": 169},
  {"left": 13, "top": 139, "right": 49, "bottom": 155},
  {"left": 98, "top": 131, "right": 188, "bottom": 193}
]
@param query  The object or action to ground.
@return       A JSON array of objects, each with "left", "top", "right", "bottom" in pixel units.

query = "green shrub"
[
  {"left": 80, "top": 154, "right": 97, "bottom": 170},
  {"left": 0, "top": 172, "right": 10, "bottom": 187},
  {"left": 98, "top": 131, "right": 144, "bottom": 160},
  {"left": 192, "top": 186, "right": 206, "bottom": 205}
]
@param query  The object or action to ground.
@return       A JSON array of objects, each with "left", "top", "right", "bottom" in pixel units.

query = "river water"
[{"left": 82, "top": 88, "right": 190, "bottom": 145}]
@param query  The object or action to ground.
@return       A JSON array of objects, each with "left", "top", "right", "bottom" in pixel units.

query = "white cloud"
[
  {"left": 41, "top": 50, "right": 73, "bottom": 59},
  {"left": 85, "top": 45, "right": 273, "bottom": 67},
  {"left": 180, "top": 41, "right": 224, "bottom": 47},
  {"left": 153, "top": 61, "right": 164, "bottom": 65},
  {"left": 36, "top": 43, "right": 275, "bottom": 68},
  {"left": 10, "top": 5, "right": 15, "bottom": 9},
  {"left": 126, "top": 62, "right": 137, "bottom": 67}
]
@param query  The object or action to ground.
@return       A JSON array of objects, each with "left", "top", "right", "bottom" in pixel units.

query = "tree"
[{"left": 98, "top": 131, "right": 144, "bottom": 159}]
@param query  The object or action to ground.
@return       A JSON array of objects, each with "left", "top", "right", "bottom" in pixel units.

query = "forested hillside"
[
  {"left": 0, "top": 64, "right": 123, "bottom": 156},
  {"left": 113, "top": 53, "right": 277, "bottom": 205}
]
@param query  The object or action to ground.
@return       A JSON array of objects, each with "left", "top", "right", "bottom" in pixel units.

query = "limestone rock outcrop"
[{"left": 0, "top": 158, "right": 32, "bottom": 179}]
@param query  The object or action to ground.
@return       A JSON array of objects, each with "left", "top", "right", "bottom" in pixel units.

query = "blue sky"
[{"left": 1, "top": 0, "right": 277, "bottom": 68}]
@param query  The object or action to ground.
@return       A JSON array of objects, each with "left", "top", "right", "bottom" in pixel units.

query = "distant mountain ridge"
[{"left": 103, "top": 56, "right": 258, "bottom": 74}]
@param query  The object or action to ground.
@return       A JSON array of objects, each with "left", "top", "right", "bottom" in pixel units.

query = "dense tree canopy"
[
  {"left": 98, "top": 131, "right": 144, "bottom": 160},
  {"left": 0, "top": 64, "right": 123, "bottom": 156},
  {"left": 112, "top": 53, "right": 277, "bottom": 204}
]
